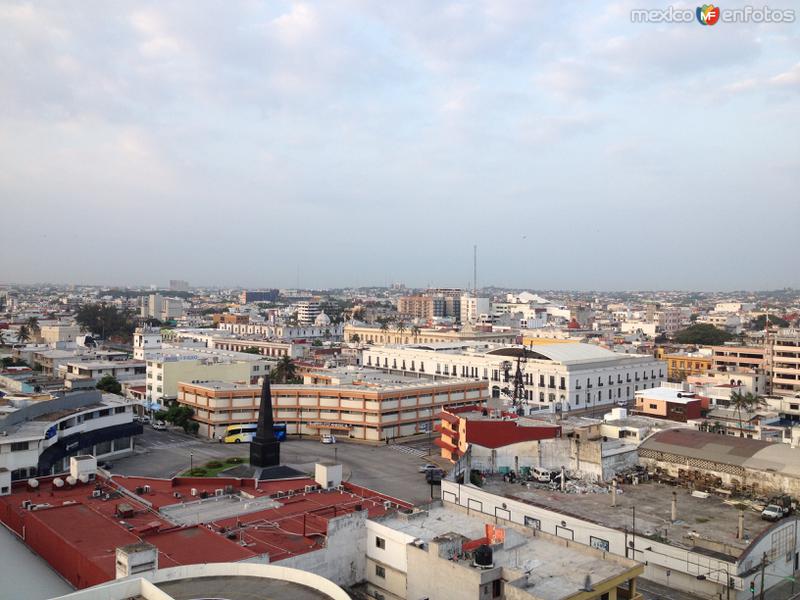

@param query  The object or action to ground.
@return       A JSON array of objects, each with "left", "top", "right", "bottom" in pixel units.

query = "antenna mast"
[{"left": 473, "top": 244, "right": 477, "bottom": 297}]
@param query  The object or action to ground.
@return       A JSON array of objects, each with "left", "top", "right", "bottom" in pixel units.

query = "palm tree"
[
  {"left": 26, "top": 317, "right": 40, "bottom": 337},
  {"left": 729, "top": 390, "right": 767, "bottom": 437},
  {"left": 16, "top": 325, "right": 30, "bottom": 345},
  {"left": 379, "top": 319, "right": 390, "bottom": 342},
  {"left": 411, "top": 325, "right": 421, "bottom": 343},
  {"left": 271, "top": 356, "right": 298, "bottom": 383},
  {"left": 396, "top": 320, "right": 407, "bottom": 343}
]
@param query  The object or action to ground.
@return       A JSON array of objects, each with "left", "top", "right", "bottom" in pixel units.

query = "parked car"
[
  {"left": 321, "top": 433, "right": 336, "bottom": 444},
  {"left": 139, "top": 415, "right": 151, "bottom": 424},
  {"left": 425, "top": 468, "right": 445, "bottom": 484},
  {"left": 762, "top": 504, "right": 788, "bottom": 521},
  {"left": 152, "top": 421, "right": 167, "bottom": 431},
  {"left": 418, "top": 463, "right": 438, "bottom": 473},
  {"left": 531, "top": 467, "right": 556, "bottom": 483}
]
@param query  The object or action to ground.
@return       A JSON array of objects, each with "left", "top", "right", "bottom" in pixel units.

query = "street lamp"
[{"left": 189, "top": 452, "right": 194, "bottom": 473}]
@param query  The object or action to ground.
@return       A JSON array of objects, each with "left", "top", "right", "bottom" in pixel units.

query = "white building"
[
  {"left": 139, "top": 294, "right": 185, "bottom": 321},
  {"left": 133, "top": 326, "right": 163, "bottom": 360},
  {"left": 362, "top": 342, "right": 666, "bottom": 414},
  {"left": 219, "top": 321, "right": 342, "bottom": 340},
  {"left": 296, "top": 299, "right": 322, "bottom": 324},
  {"left": 459, "top": 296, "right": 490, "bottom": 324}
]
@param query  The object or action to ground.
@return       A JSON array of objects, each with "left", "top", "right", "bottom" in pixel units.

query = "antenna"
[{"left": 473, "top": 244, "right": 477, "bottom": 297}]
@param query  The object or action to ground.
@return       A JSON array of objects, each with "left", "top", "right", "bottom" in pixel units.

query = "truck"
[{"left": 761, "top": 504, "right": 788, "bottom": 521}]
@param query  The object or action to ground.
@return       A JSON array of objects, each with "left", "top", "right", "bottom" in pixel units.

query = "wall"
[{"left": 277, "top": 510, "right": 367, "bottom": 588}]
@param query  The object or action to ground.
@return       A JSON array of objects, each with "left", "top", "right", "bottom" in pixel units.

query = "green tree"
[
  {"left": 76, "top": 303, "right": 136, "bottom": 341},
  {"left": 750, "top": 314, "right": 789, "bottom": 330},
  {"left": 96, "top": 374, "right": 122, "bottom": 395},
  {"left": 16, "top": 325, "right": 30, "bottom": 345},
  {"left": 396, "top": 320, "right": 407, "bottom": 342},
  {"left": 411, "top": 325, "right": 421, "bottom": 343},
  {"left": 350, "top": 333, "right": 361, "bottom": 343},
  {"left": 164, "top": 404, "right": 196, "bottom": 433},
  {"left": 728, "top": 390, "right": 767, "bottom": 437},
  {"left": 674, "top": 324, "right": 734, "bottom": 345},
  {"left": 25, "top": 317, "right": 40, "bottom": 337},
  {"left": 271, "top": 355, "right": 298, "bottom": 383},
  {"left": 240, "top": 347, "right": 262, "bottom": 355}
]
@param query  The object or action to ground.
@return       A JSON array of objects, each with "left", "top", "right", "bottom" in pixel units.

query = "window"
[
  {"left": 114, "top": 406, "right": 126, "bottom": 414},
  {"left": 524, "top": 515, "right": 541, "bottom": 529},
  {"left": 375, "top": 536, "right": 385, "bottom": 550},
  {"left": 492, "top": 579, "right": 502, "bottom": 597},
  {"left": 10, "top": 441, "right": 28, "bottom": 452},
  {"left": 649, "top": 403, "right": 657, "bottom": 410},
  {"left": 559, "top": 377, "right": 565, "bottom": 389},
  {"left": 375, "top": 564, "right": 385, "bottom": 578}
]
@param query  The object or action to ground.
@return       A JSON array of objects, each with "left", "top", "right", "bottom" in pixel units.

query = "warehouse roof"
[{"left": 640, "top": 429, "right": 800, "bottom": 478}]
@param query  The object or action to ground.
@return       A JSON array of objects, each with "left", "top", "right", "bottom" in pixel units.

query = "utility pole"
[
  {"left": 473, "top": 244, "right": 477, "bottom": 297},
  {"left": 759, "top": 552, "right": 766, "bottom": 600}
]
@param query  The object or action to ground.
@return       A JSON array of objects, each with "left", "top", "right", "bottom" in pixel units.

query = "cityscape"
[{"left": 2, "top": 3, "right": 800, "bottom": 600}]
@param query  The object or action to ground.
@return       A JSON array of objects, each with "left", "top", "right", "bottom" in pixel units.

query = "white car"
[
  {"left": 321, "top": 433, "right": 336, "bottom": 444},
  {"left": 761, "top": 504, "right": 787, "bottom": 521},
  {"left": 152, "top": 421, "right": 167, "bottom": 431},
  {"left": 418, "top": 464, "right": 438, "bottom": 473}
]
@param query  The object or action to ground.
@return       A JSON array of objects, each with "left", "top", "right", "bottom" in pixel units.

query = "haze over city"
[{"left": 1, "top": 1, "right": 798, "bottom": 290}]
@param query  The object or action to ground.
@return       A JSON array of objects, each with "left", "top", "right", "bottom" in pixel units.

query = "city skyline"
[{"left": 1, "top": 2, "right": 798, "bottom": 289}]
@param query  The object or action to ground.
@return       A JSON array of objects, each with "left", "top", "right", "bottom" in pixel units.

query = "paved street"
[{"left": 113, "top": 428, "right": 448, "bottom": 504}]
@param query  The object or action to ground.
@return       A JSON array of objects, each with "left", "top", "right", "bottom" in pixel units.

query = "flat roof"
[
  {"left": 482, "top": 477, "right": 770, "bottom": 556},
  {"left": 635, "top": 387, "right": 698, "bottom": 403},
  {"left": 378, "top": 505, "right": 631, "bottom": 600},
  {"left": 155, "top": 575, "right": 333, "bottom": 600}
]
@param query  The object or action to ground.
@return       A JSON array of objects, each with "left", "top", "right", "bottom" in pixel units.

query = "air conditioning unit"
[
  {"left": 304, "top": 485, "right": 313, "bottom": 493},
  {"left": 215, "top": 489, "right": 224, "bottom": 497},
  {"left": 143, "top": 485, "right": 151, "bottom": 494},
  {"left": 190, "top": 488, "right": 197, "bottom": 496},
  {"left": 92, "top": 490, "right": 102, "bottom": 499},
  {"left": 384, "top": 500, "right": 392, "bottom": 510},
  {"left": 21, "top": 500, "right": 32, "bottom": 510},
  {"left": 173, "top": 492, "right": 182, "bottom": 499}
]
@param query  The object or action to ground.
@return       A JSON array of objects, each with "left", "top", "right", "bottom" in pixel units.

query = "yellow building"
[{"left": 663, "top": 351, "right": 712, "bottom": 380}]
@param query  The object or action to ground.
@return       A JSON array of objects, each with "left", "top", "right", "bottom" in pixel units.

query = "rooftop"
[
  {"left": 635, "top": 387, "right": 698, "bottom": 403},
  {"left": 0, "top": 472, "right": 410, "bottom": 589},
  {"left": 378, "top": 504, "right": 634, "bottom": 600},
  {"left": 482, "top": 477, "right": 769, "bottom": 557}
]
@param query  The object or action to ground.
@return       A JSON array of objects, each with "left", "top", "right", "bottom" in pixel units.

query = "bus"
[{"left": 223, "top": 423, "right": 287, "bottom": 443}]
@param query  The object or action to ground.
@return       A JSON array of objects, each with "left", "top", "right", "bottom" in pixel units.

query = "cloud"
[{"left": 770, "top": 62, "right": 800, "bottom": 89}]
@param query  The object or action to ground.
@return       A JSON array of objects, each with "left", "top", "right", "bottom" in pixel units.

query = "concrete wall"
[{"left": 277, "top": 510, "right": 367, "bottom": 588}]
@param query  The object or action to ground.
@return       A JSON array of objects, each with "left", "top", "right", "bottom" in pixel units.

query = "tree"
[
  {"left": 674, "top": 324, "right": 734, "bottom": 345},
  {"left": 271, "top": 356, "right": 298, "bottom": 383},
  {"left": 75, "top": 303, "right": 136, "bottom": 341},
  {"left": 26, "top": 317, "right": 40, "bottom": 337},
  {"left": 16, "top": 325, "right": 30, "bottom": 345},
  {"left": 750, "top": 314, "right": 789, "bottom": 330},
  {"left": 411, "top": 325, "right": 421, "bottom": 343},
  {"left": 729, "top": 390, "right": 767, "bottom": 437},
  {"left": 96, "top": 374, "right": 122, "bottom": 395},
  {"left": 350, "top": 333, "right": 361, "bottom": 343},
  {"left": 396, "top": 320, "right": 407, "bottom": 343},
  {"left": 240, "top": 347, "right": 262, "bottom": 355},
  {"left": 163, "top": 404, "right": 195, "bottom": 433}
]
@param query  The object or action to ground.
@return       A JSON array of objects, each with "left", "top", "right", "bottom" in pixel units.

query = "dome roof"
[{"left": 314, "top": 311, "right": 331, "bottom": 326}]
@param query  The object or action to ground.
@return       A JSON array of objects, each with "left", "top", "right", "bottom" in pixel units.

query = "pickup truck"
[{"left": 761, "top": 504, "right": 789, "bottom": 521}]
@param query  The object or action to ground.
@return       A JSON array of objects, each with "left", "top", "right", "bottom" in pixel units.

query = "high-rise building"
[
  {"left": 139, "top": 294, "right": 185, "bottom": 321},
  {"left": 296, "top": 298, "right": 322, "bottom": 324},
  {"left": 397, "top": 296, "right": 434, "bottom": 320},
  {"left": 169, "top": 279, "right": 189, "bottom": 292},
  {"left": 240, "top": 289, "right": 279, "bottom": 304},
  {"left": 771, "top": 329, "right": 800, "bottom": 397}
]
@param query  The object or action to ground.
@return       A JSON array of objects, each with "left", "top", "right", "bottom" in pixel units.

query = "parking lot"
[{"left": 113, "top": 427, "right": 449, "bottom": 505}]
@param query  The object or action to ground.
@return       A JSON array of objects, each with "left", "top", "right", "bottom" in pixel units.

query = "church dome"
[{"left": 315, "top": 311, "right": 331, "bottom": 326}]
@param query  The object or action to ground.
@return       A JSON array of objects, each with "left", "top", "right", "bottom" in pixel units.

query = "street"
[{"left": 114, "top": 428, "right": 447, "bottom": 505}]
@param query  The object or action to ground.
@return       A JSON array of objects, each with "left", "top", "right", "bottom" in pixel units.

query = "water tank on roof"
[{"left": 473, "top": 544, "right": 494, "bottom": 569}]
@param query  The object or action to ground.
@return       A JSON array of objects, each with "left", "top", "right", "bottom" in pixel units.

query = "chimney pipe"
[
  {"left": 671, "top": 491, "right": 677, "bottom": 522},
  {"left": 738, "top": 510, "right": 744, "bottom": 539},
  {"left": 611, "top": 480, "right": 617, "bottom": 507}
]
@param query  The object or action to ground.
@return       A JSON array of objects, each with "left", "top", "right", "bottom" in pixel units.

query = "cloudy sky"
[{"left": 1, "top": 1, "right": 798, "bottom": 290}]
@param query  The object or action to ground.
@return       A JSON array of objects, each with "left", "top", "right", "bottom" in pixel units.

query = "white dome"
[{"left": 314, "top": 312, "right": 331, "bottom": 326}]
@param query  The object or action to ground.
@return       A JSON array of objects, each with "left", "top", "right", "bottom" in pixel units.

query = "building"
[
  {"left": 697, "top": 312, "right": 742, "bottom": 333},
  {"left": 145, "top": 351, "right": 269, "bottom": 405},
  {"left": 397, "top": 295, "right": 434, "bottom": 320},
  {"left": 663, "top": 350, "right": 712, "bottom": 380},
  {"left": 168, "top": 279, "right": 189, "bottom": 292},
  {"left": 0, "top": 390, "right": 141, "bottom": 480},
  {"left": 436, "top": 406, "right": 562, "bottom": 466},
  {"left": 210, "top": 337, "right": 304, "bottom": 359},
  {"left": 177, "top": 367, "right": 488, "bottom": 441},
  {"left": 771, "top": 329, "right": 800, "bottom": 397},
  {"left": 139, "top": 294, "right": 185, "bottom": 321},
  {"left": 344, "top": 323, "right": 516, "bottom": 345},
  {"left": 296, "top": 298, "right": 322, "bottom": 324},
  {"left": 52, "top": 562, "right": 350, "bottom": 600},
  {"left": 38, "top": 323, "right": 82, "bottom": 344},
  {"left": 639, "top": 428, "right": 800, "bottom": 496},
  {"left": 460, "top": 296, "right": 491, "bottom": 324},
  {"left": 442, "top": 473, "right": 800, "bottom": 599},
  {"left": 363, "top": 342, "right": 666, "bottom": 414},
  {"left": 0, "top": 467, "right": 406, "bottom": 590},
  {"left": 220, "top": 321, "right": 343, "bottom": 340},
  {"left": 239, "top": 289, "right": 279, "bottom": 304},
  {"left": 633, "top": 387, "right": 702, "bottom": 422},
  {"left": 710, "top": 344, "right": 767, "bottom": 374},
  {"left": 366, "top": 503, "right": 643, "bottom": 600},
  {"left": 59, "top": 359, "right": 146, "bottom": 384},
  {"left": 133, "top": 326, "right": 163, "bottom": 360}
]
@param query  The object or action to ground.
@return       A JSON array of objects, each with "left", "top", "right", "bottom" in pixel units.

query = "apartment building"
[
  {"left": 239, "top": 289, "right": 279, "bottom": 304},
  {"left": 397, "top": 295, "right": 434, "bottom": 320},
  {"left": 363, "top": 342, "right": 666, "bottom": 413},
  {"left": 772, "top": 329, "right": 800, "bottom": 397},
  {"left": 710, "top": 344, "right": 767, "bottom": 373},
  {"left": 460, "top": 296, "right": 490, "bottom": 324},
  {"left": 296, "top": 299, "right": 322, "bottom": 324},
  {"left": 663, "top": 350, "right": 712, "bottom": 380},
  {"left": 177, "top": 368, "right": 487, "bottom": 441},
  {"left": 139, "top": 294, "right": 185, "bottom": 321}
]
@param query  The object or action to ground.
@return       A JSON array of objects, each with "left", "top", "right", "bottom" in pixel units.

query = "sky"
[{"left": 0, "top": 1, "right": 798, "bottom": 291}]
